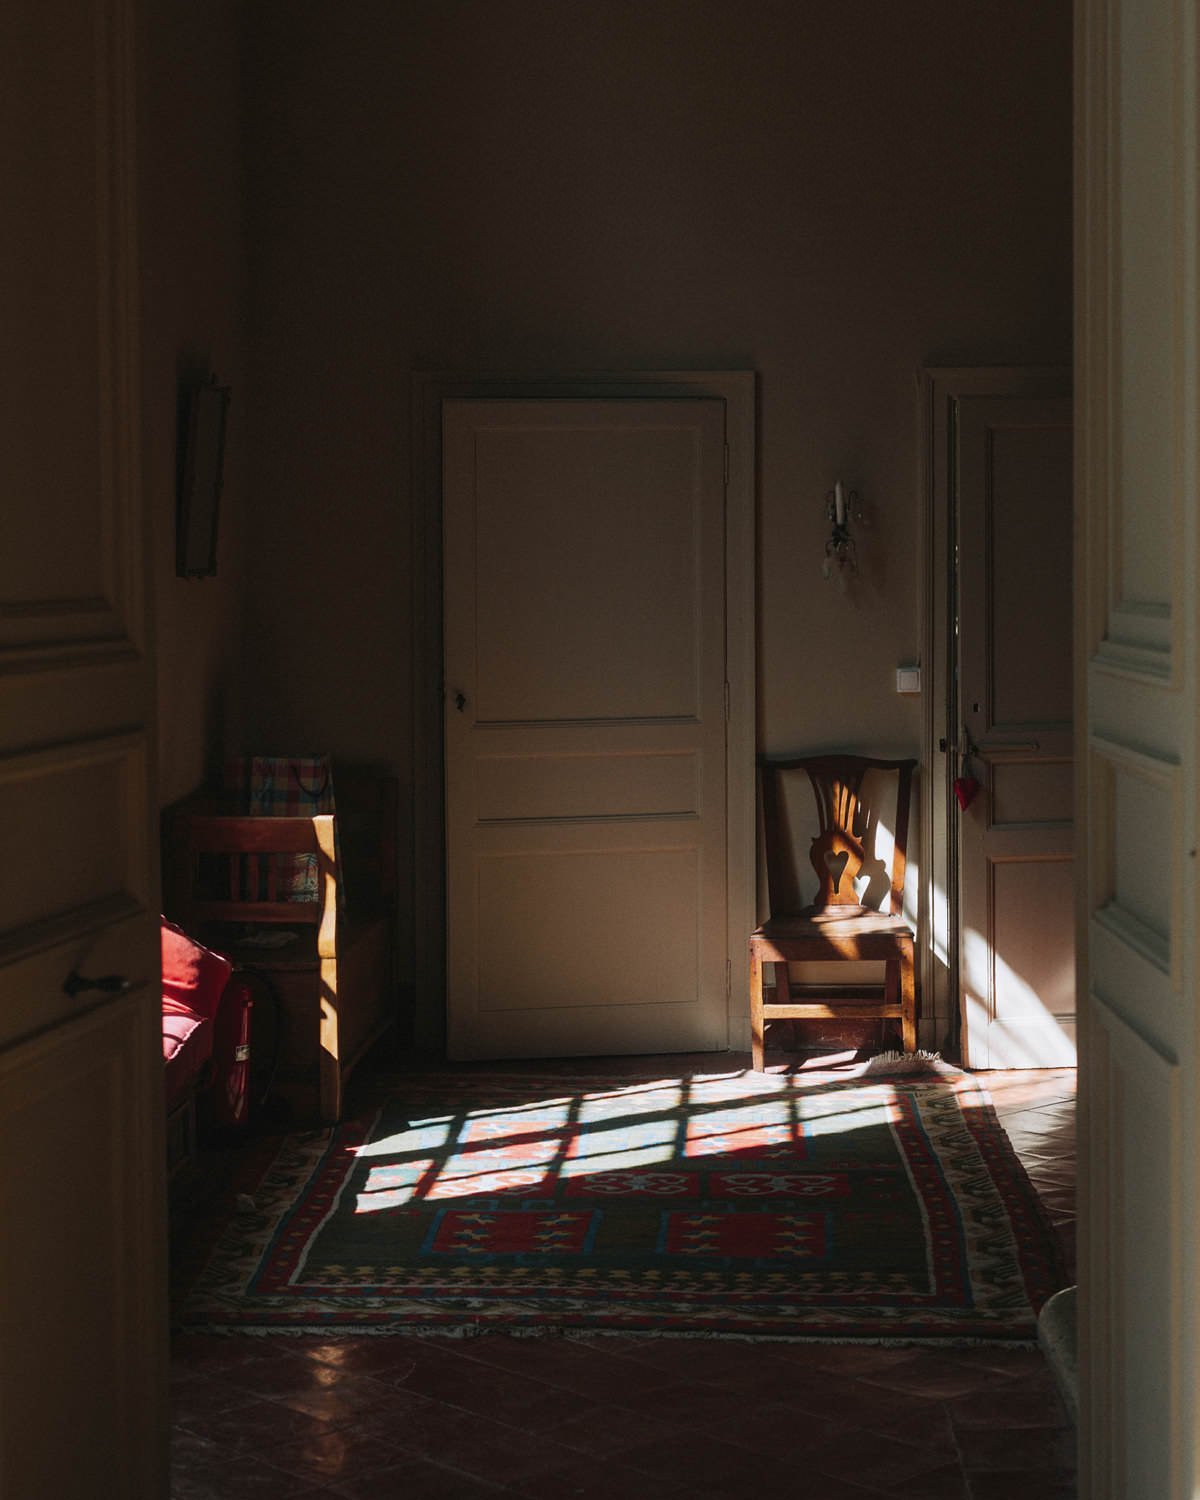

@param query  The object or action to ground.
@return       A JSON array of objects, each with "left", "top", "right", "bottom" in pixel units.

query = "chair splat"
[{"left": 806, "top": 763, "right": 869, "bottom": 913}]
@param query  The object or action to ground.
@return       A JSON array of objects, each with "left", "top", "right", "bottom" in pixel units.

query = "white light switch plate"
[{"left": 896, "top": 666, "right": 922, "bottom": 695}]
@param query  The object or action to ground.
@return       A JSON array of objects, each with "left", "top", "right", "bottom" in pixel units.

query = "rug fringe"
[{"left": 861, "top": 1049, "right": 959, "bottom": 1076}]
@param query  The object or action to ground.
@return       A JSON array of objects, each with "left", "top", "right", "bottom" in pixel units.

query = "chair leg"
[
  {"left": 774, "top": 960, "right": 797, "bottom": 1055},
  {"left": 319, "top": 960, "right": 343, "bottom": 1124},
  {"left": 750, "top": 951, "right": 764, "bottom": 1071},
  {"left": 899, "top": 948, "right": 916, "bottom": 1054}
]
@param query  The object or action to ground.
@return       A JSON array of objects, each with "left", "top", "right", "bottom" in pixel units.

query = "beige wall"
[
  {"left": 142, "top": 0, "right": 246, "bottom": 808},
  {"left": 240, "top": 1, "right": 1072, "bottom": 993}
]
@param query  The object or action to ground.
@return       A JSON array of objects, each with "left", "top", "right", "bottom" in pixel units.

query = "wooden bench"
[{"left": 163, "top": 767, "right": 397, "bottom": 1123}]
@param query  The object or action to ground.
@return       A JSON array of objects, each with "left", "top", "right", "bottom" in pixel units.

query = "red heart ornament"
[{"left": 953, "top": 775, "right": 980, "bottom": 811}]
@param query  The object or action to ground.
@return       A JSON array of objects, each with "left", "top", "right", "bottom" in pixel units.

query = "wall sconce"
[{"left": 822, "top": 481, "right": 866, "bottom": 588}]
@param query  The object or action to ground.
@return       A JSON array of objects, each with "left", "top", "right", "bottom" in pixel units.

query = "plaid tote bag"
[{"left": 224, "top": 754, "right": 337, "bottom": 903}]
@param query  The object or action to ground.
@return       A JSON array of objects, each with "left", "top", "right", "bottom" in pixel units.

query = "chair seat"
[
  {"left": 751, "top": 908, "right": 914, "bottom": 964},
  {"left": 201, "top": 913, "right": 387, "bottom": 972},
  {"left": 755, "top": 909, "right": 914, "bottom": 942}
]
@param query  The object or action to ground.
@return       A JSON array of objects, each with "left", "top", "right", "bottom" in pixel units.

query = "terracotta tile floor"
[{"left": 170, "top": 1056, "right": 1077, "bottom": 1499}]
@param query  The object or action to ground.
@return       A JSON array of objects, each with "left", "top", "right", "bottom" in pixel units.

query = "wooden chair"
[
  {"left": 749, "top": 754, "right": 917, "bottom": 1070},
  {"left": 163, "top": 768, "right": 397, "bottom": 1123}
]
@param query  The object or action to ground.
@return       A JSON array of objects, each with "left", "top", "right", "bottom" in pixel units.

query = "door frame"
[
  {"left": 920, "top": 366, "right": 1072, "bottom": 1062},
  {"left": 411, "top": 371, "right": 756, "bottom": 1054}
]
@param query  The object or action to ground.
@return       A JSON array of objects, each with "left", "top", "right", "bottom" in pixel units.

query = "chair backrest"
[
  {"left": 165, "top": 808, "right": 337, "bottom": 939},
  {"left": 758, "top": 754, "right": 917, "bottom": 916}
]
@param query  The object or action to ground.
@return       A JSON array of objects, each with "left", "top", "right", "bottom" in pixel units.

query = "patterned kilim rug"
[{"left": 176, "top": 1066, "right": 1067, "bottom": 1343}]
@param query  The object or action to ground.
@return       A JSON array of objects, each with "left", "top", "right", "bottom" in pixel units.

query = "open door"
[
  {"left": 957, "top": 387, "right": 1076, "bottom": 1067},
  {"left": 1077, "top": 0, "right": 1199, "bottom": 1492},
  {"left": 0, "top": 3, "right": 167, "bottom": 1494},
  {"left": 924, "top": 369, "right": 1075, "bottom": 1068}
]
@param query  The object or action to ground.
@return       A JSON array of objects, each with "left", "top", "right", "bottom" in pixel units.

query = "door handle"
[
  {"left": 454, "top": 690, "right": 467, "bottom": 713},
  {"left": 62, "top": 970, "right": 133, "bottom": 999}
]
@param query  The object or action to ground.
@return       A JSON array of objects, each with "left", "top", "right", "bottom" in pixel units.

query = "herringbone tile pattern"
[{"left": 170, "top": 1059, "right": 1076, "bottom": 1499}]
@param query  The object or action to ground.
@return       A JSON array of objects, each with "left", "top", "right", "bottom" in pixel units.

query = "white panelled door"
[{"left": 443, "top": 399, "right": 729, "bottom": 1059}]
